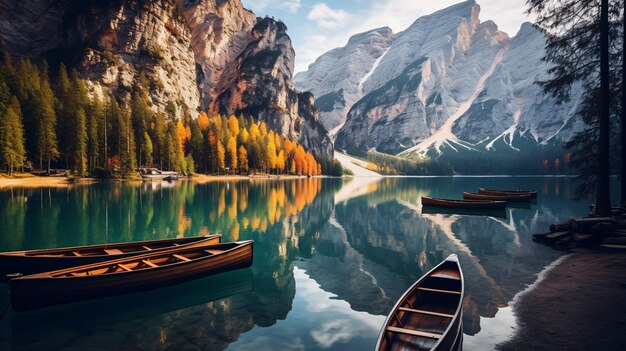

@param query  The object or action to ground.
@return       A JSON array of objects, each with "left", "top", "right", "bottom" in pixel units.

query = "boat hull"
[
  {"left": 463, "top": 192, "right": 531, "bottom": 202},
  {"left": 422, "top": 196, "right": 506, "bottom": 210},
  {"left": 376, "top": 254, "right": 464, "bottom": 351},
  {"left": 10, "top": 241, "right": 253, "bottom": 311},
  {"left": 478, "top": 188, "right": 537, "bottom": 198},
  {"left": 0, "top": 235, "right": 221, "bottom": 276}
]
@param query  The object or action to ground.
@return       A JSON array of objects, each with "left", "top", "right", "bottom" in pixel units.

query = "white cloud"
[
  {"left": 294, "top": 0, "right": 533, "bottom": 74},
  {"left": 307, "top": 3, "right": 350, "bottom": 29},
  {"left": 244, "top": 0, "right": 302, "bottom": 14}
]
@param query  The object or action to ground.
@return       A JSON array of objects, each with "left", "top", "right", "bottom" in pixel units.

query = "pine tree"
[
  {"left": 74, "top": 108, "right": 88, "bottom": 176},
  {"left": 527, "top": 0, "right": 622, "bottom": 214},
  {"left": 36, "top": 61, "right": 59, "bottom": 173},
  {"left": 0, "top": 97, "right": 26, "bottom": 175}
]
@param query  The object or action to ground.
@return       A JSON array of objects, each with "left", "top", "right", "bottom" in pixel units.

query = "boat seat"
[
  {"left": 72, "top": 251, "right": 82, "bottom": 256},
  {"left": 173, "top": 254, "right": 191, "bottom": 262},
  {"left": 204, "top": 249, "right": 222, "bottom": 255},
  {"left": 398, "top": 307, "right": 454, "bottom": 318},
  {"left": 142, "top": 259, "right": 158, "bottom": 268},
  {"left": 117, "top": 263, "right": 133, "bottom": 272},
  {"left": 104, "top": 248, "right": 124, "bottom": 255},
  {"left": 417, "top": 287, "right": 461, "bottom": 295},
  {"left": 430, "top": 269, "right": 461, "bottom": 280},
  {"left": 141, "top": 245, "right": 152, "bottom": 250},
  {"left": 386, "top": 326, "right": 442, "bottom": 340}
]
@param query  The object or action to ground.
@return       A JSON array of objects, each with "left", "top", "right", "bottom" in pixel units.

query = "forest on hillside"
[{"left": 0, "top": 53, "right": 340, "bottom": 177}]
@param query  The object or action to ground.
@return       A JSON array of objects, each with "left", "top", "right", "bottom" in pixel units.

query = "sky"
[{"left": 241, "top": 0, "right": 534, "bottom": 74}]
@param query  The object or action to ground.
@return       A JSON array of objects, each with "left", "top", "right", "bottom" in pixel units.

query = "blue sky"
[{"left": 241, "top": 0, "right": 533, "bottom": 74}]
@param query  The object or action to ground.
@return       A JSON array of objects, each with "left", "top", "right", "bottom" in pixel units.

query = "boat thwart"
[{"left": 376, "top": 254, "right": 464, "bottom": 351}]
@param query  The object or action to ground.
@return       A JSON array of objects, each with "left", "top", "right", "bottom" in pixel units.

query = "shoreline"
[
  {"left": 0, "top": 173, "right": 327, "bottom": 189},
  {"left": 497, "top": 251, "right": 626, "bottom": 350}
]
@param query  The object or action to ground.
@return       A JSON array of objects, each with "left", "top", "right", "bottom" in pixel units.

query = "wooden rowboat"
[
  {"left": 478, "top": 188, "right": 537, "bottom": 198},
  {"left": 463, "top": 192, "right": 531, "bottom": 202},
  {"left": 422, "top": 196, "right": 506, "bottom": 210},
  {"left": 9, "top": 240, "right": 253, "bottom": 311},
  {"left": 0, "top": 235, "right": 222, "bottom": 275},
  {"left": 376, "top": 254, "right": 464, "bottom": 351}
]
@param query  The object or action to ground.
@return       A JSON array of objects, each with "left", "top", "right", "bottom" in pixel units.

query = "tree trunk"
[
  {"left": 597, "top": 0, "right": 612, "bottom": 216},
  {"left": 622, "top": 0, "right": 626, "bottom": 205}
]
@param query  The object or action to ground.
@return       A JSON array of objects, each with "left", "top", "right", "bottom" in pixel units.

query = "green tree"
[
  {"left": 527, "top": 0, "right": 621, "bottom": 214},
  {"left": 0, "top": 97, "right": 26, "bottom": 175},
  {"left": 35, "top": 62, "right": 60, "bottom": 173}
]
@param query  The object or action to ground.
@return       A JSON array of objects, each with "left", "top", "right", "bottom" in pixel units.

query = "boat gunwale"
[
  {"left": 375, "top": 254, "right": 465, "bottom": 351},
  {"left": 422, "top": 196, "right": 506, "bottom": 205},
  {"left": 478, "top": 188, "right": 537, "bottom": 196},
  {"left": 2, "top": 234, "right": 221, "bottom": 258},
  {"left": 462, "top": 191, "right": 531, "bottom": 201},
  {"left": 13, "top": 240, "right": 253, "bottom": 280}
]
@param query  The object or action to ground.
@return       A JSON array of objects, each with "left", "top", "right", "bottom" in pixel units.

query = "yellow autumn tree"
[
  {"left": 239, "top": 127, "right": 250, "bottom": 144},
  {"left": 238, "top": 145, "right": 249, "bottom": 172},
  {"left": 198, "top": 112, "right": 210, "bottom": 132},
  {"left": 267, "top": 137, "right": 277, "bottom": 171},
  {"left": 228, "top": 115, "right": 240, "bottom": 137},
  {"left": 276, "top": 150, "right": 285, "bottom": 172},
  {"left": 217, "top": 140, "right": 225, "bottom": 172},
  {"left": 259, "top": 122, "right": 267, "bottom": 137},
  {"left": 227, "top": 136, "right": 237, "bottom": 170},
  {"left": 176, "top": 121, "right": 191, "bottom": 151},
  {"left": 249, "top": 123, "right": 260, "bottom": 141}
]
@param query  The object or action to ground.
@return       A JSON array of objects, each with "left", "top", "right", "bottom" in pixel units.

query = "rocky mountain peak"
[{"left": 296, "top": 0, "right": 580, "bottom": 166}]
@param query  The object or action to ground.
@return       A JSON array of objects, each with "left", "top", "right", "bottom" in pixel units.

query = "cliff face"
[
  {"left": 209, "top": 18, "right": 333, "bottom": 157},
  {"left": 180, "top": 0, "right": 257, "bottom": 110},
  {"left": 0, "top": 0, "right": 332, "bottom": 156}
]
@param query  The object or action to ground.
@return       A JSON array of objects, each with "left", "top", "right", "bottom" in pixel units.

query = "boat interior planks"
[
  {"left": 377, "top": 255, "right": 464, "bottom": 351},
  {"left": 0, "top": 235, "right": 221, "bottom": 275}
]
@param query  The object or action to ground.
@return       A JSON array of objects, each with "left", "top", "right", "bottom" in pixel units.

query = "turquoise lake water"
[{"left": 0, "top": 177, "right": 591, "bottom": 350}]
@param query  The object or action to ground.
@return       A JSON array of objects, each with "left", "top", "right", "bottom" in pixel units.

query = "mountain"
[
  {"left": 0, "top": 0, "right": 332, "bottom": 157},
  {"left": 295, "top": 1, "right": 580, "bottom": 165},
  {"left": 293, "top": 27, "right": 394, "bottom": 132}
]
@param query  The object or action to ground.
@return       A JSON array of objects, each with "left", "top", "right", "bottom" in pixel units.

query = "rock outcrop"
[
  {"left": 0, "top": 0, "right": 332, "bottom": 156},
  {"left": 210, "top": 18, "right": 332, "bottom": 157}
]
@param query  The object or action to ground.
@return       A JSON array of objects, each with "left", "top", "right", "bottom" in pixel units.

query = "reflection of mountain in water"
[{"left": 302, "top": 178, "right": 583, "bottom": 337}]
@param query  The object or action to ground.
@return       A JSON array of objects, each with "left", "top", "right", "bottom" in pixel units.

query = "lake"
[{"left": 0, "top": 177, "right": 590, "bottom": 350}]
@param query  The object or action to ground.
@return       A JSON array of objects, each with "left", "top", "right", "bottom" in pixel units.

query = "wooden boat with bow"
[
  {"left": 478, "top": 188, "right": 537, "bottom": 198},
  {"left": 9, "top": 240, "right": 253, "bottom": 311},
  {"left": 376, "top": 254, "right": 464, "bottom": 351},
  {"left": 0, "top": 235, "right": 222, "bottom": 275},
  {"left": 463, "top": 192, "right": 531, "bottom": 202},
  {"left": 422, "top": 196, "right": 506, "bottom": 210}
]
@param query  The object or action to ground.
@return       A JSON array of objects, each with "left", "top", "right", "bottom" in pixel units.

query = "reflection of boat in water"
[
  {"left": 11, "top": 269, "right": 253, "bottom": 346},
  {"left": 376, "top": 254, "right": 464, "bottom": 351},
  {"left": 422, "top": 196, "right": 506, "bottom": 210},
  {"left": 421, "top": 205, "right": 506, "bottom": 219},
  {"left": 10, "top": 241, "right": 253, "bottom": 311},
  {"left": 0, "top": 235, "right": 221, "bottom": 275},
  {"left": 478, "top": 188, "right": 537, "bottom": 199},
  {"left": 139, "top": 168, "right": 179, "bottom": 181}
]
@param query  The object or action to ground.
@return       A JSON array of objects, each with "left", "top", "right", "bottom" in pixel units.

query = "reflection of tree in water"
[{"left": 0, "top": 179, "right": 339, "bottom": 350}]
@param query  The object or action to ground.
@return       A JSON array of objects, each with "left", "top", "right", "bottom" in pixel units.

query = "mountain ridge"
[{"left": 295, "top": 1, "right": 581, "bottom": 168}]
